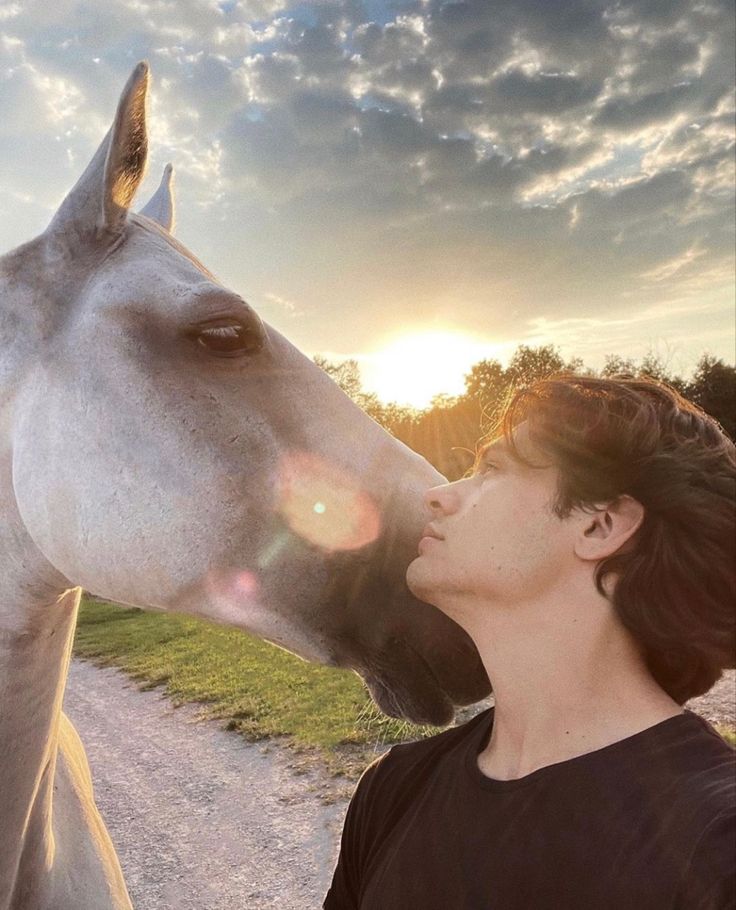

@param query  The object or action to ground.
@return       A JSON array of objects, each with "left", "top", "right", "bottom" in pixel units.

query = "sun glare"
[
  {"left": 363, "top": 331, "right": 504, "bottom": 409},
  {"left": 277, "top": 451, "right": 382, "bottom": 552}
]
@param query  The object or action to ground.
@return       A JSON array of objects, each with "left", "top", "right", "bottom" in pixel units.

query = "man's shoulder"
[
  {"left": 386, "top": 705, "right": 491, "bottom": 765},
  {"left": 356, "top": 706, "right": 491, "bottom": 798},
  {"left": 648, "top": 711, "right": 736, "bottom": 823},
  {"left": 576, "top": 709, "right": 735, "bottom": 877},
  {"left": 636, "top": 711, "right": 736, "bottom": 797},
  {"left": 664, "top": 718, "right": 736, "bottom": 910}
]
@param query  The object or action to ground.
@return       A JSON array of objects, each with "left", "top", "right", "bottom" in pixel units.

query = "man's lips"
[{"left": 418, "top": 524, "right": 445, "bottom": 553}]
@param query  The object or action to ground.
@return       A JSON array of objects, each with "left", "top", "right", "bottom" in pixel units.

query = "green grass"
[
  {"left": 715, "top": 726, "right": 736, "bottom": 747},
  {"left": 74, "top": 597, "right": 437, "bottom": 776}
]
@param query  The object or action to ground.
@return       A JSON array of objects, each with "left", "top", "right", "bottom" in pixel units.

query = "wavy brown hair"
[{"left": 490, "top": 374, "right": 736, "bottom": 704}]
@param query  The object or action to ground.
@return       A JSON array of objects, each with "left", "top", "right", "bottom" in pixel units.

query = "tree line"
[{"left": 315, "top": 346, "right": 735, "bottom": 480}]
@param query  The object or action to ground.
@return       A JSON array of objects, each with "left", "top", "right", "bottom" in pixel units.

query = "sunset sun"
[{"left": 363, "top": 331, "right": 503, "bottom": 409}]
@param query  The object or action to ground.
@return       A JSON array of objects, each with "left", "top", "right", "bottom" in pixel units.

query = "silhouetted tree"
[
  {"left": 313, "top": 355, "right": 416, "bottom": 434},
  {"left": 687, "top": 355, "right": 736, "bottom": 440},
  {"left": 564, "top": 355, "right": 591, "bottom": 375},
  {"left": 430, "top": 393, "right": 461, "bottom": 410},
  {"left": 602, "top": 354, "right": 638, "bottom": 376},
  {"left": 463, "top": 359, "right": 506, "bottom": 403},
  {"left": 601, "top": 350, "right": 686, "bottom": 392},
  {"left": 639, "top": 352, "right": 686, "bottom": 392},
  {"left": 505, "top": 344, "right": 566, "bottom": 387},
  {"left": 315, "top": 346, "right": 734, "bottom": 476},
  {"left": 313, "top": 356, "right": 363, "bottom": 400}
]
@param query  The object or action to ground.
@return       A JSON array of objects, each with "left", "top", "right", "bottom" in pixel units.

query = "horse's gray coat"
[{"left": 0, "top": 64, "right": 489, "bottom": 909}]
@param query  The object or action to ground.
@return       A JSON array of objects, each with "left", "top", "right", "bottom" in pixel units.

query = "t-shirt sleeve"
[
  {"left": 676, "top": 811, "right": 736, "bottom": 909},
  {"left": 323, "top": 757, "right": 386, "bottom": 909}
]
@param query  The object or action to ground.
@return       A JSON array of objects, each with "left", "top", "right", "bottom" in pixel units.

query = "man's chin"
[
  {"left": 407, "top": 560, "right": 469, "bottom": 629},
  {"left": 406, "top": 555, "right": 438, "bottom": 605}
]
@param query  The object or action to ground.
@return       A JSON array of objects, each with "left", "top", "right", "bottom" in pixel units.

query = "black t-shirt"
[{"left": 324, "top": 708, "right": 736, "bottom": 909}]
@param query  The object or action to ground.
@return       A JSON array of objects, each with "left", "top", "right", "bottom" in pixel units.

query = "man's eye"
[{"left": 476, "top": 460, "right": 498, "bottom": 476}]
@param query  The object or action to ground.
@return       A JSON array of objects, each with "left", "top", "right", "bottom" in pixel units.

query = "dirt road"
[
  {"left": 63, "top": 660, "right": 351, "bottom": 910},
  {"left": 63, "top": 662, "right": 734, "bottom": 909}
]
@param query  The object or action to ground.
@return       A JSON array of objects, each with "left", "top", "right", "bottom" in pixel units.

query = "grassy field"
[
  {"left": 74, "top": 598, "right": 735, "bottom": 777},
  {"left": 74, "top": 597, "right": 437, "bottom": 776}
]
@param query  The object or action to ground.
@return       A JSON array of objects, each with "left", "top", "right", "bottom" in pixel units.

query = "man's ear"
[{"left": 574, "top": 495, "right": 645, "bottom": 562}]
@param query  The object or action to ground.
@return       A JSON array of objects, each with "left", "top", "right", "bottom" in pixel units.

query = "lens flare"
[
  {"left": 277, "top": 451, "right": 382, "bottom": 551},
  {"left": 205, "top": 569, "right": 261, "bottom": 625}
]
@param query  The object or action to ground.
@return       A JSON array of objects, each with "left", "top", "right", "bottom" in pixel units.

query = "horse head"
[{"left": 2, "top": 63, "right": 489, "bottom": 725}]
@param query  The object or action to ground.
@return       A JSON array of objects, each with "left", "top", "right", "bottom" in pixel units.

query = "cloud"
[
  {"left": 594, "top": 82, "right": 701, "bottom": 131},
  {"left": 262, "top": 290, "right": 303, "bottom": 315},
  {"left": 490, "top": 70, "right": 602, "bottom": 115},
  {"left": 0, "top": 0, "right": 732, "bottom": 371}
]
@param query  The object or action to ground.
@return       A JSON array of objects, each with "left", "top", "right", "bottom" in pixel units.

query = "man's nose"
[{"left": 424, "top": 481, "right": 461, "bottom": 515}]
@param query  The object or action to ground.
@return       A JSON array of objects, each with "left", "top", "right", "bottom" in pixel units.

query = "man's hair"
[{"left": 491, "top": 374, "right": 735, "bottom": 704}]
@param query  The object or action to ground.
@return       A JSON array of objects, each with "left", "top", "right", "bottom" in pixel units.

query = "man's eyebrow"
[{"left": 478, "top": 439, "right": 508, "bottom": 459}]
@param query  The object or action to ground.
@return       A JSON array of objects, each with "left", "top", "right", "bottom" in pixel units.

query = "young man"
[{"left": 324, "top": 375, "right": 736, "bottom": 910}]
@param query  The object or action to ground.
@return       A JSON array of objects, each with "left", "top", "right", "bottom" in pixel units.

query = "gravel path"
[
  {"left": 63, "top": 660, "right": 351, "bottom": 910},
  {"left": 63, "top": 662, "right": 734, "bottom": 910},
  {"left": 685, "top": 668, "right": 736, "bottom": 729}
]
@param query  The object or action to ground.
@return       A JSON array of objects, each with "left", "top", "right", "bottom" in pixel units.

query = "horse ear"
[
  {"left": 139, "top": 163, "right": 175, "bottom": 232},
  {"left": 48, "top": 62, "right": 150, "bottom": 242}
]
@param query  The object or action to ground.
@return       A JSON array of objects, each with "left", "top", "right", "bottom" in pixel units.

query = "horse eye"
[{"left": 194, "top": 322, "right": 263, "bottom": 357}]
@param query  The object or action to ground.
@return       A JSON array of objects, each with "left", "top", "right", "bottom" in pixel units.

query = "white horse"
[{"left": 0, "top": 63, "right": 489, "bottom": 909}]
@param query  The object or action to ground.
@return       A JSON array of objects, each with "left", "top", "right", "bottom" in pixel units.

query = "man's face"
[{"left": 406, "top": 425, "right": 578, "bottom": 617}]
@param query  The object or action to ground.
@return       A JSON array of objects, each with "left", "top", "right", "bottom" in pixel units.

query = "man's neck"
[{"left": 461, "top": 587, "right": 683, "bottom": 782}]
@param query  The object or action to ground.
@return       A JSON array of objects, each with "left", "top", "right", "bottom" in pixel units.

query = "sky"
[{"left": 1, "top": 0, "right": 734, "bottom": 405}]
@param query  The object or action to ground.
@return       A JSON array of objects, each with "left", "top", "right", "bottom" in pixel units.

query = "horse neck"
[{"left": 0, "top": 451, "right": 77, "bottom": 909}]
